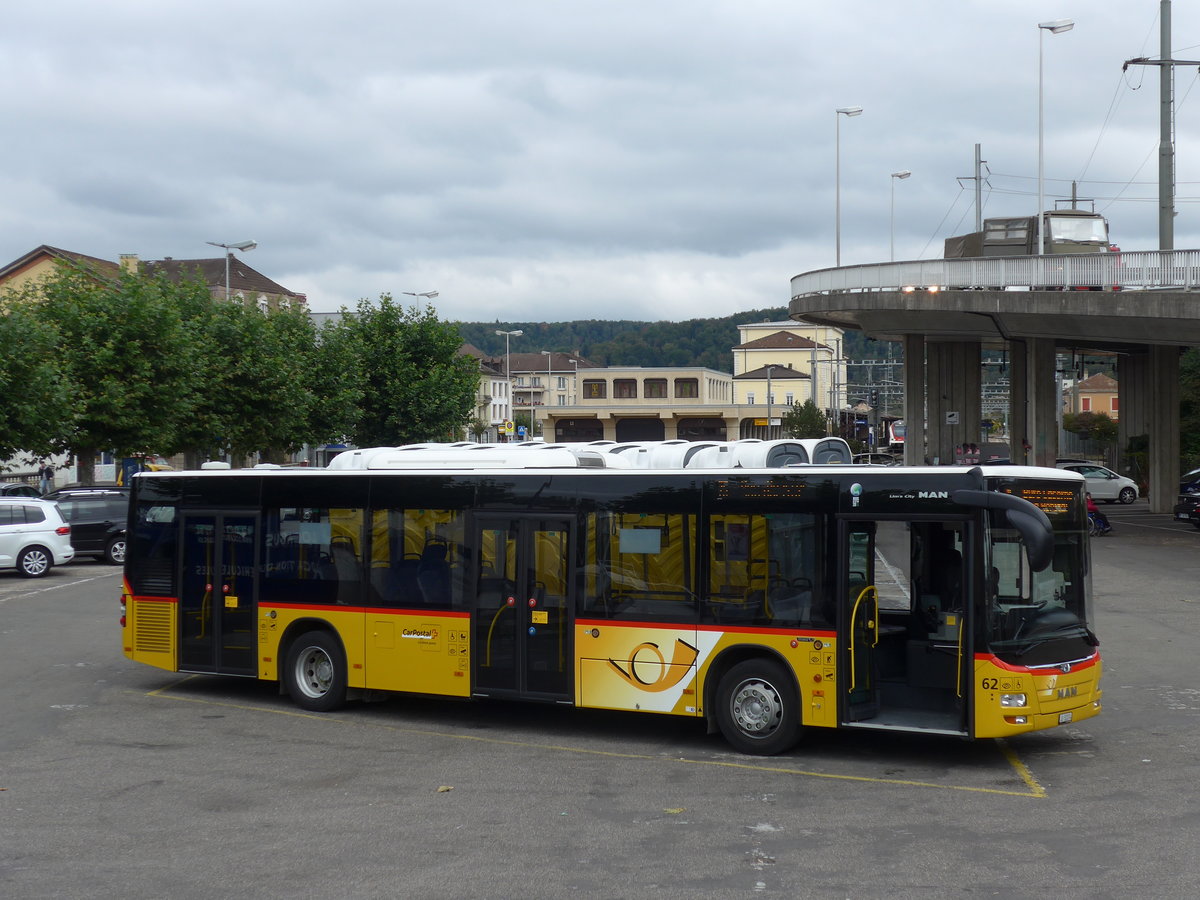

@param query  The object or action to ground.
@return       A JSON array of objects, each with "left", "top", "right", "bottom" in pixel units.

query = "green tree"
[
  {"left": 27, "top": 264, "right": 200, "bottom": 484},
  {"left": 0, "top": 302, "right": 72, "bottom": 461},
  {"left": 341, "top": 295, "right": 479, "bottom": 446},
  {"left": 781, "top": 399, "right": 828, "bottom": 438},
  {"left": 1062, "top": 411, "right": 1118, "bottom": 445}
]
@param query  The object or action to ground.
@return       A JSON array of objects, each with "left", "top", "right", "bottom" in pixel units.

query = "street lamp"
[
  {"left": 835, "top": 106, "right": 863, "bottom": 267},
  {"left": 890, "top": 170, "right": 911, "bottom": 262},
  {"left": 402, "top": 290, "right": 439, "bottom": 299},
  {"left": 1037, "top": 19, "right": 1074, "bottom": 258},
  {"left": 495, "top": 329, "right": 523, "bottom": 440},
  {"left": 205, "top": 240, "right": 257, "bottom": 300}
]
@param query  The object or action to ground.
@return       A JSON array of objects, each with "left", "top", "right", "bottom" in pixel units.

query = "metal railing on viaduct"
[{"left": 791, "top": 249, "right": 1200, "bottom": 297}]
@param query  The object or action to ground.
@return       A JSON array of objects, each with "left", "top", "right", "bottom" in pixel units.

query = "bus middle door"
[
  {"left": 472, "top": 515, "right": 573, "bottom": 701},
  {"left": 179, "top": 512, "right": 258, "bottom": 676}
]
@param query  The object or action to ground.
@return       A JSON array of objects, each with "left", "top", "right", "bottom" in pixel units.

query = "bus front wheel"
[
  {"left": 284, "top": 631, "right": 348, "bottom": 712},
  {"left": 715, "top": 659, "right": 800, "bottom": 755}
]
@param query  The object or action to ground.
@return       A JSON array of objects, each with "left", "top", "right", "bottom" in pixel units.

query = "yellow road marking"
[{"left": 146, "top": 679, "right": 1045, "bottom": 798}]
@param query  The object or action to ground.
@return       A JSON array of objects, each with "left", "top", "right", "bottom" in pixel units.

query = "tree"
[
  {"left": 0, "top": 302, "right": 72, "bottom": 462},
  {"left": 26, "top": 263, "right": 201, "bottom": 484},
  {"left": 1062, "top": 411, "right": 1118, "bottom": 445},
  {"left": 340, "top": 295, "right": 479, "bottom": 446},
  {"left": 781, "top": 399, "right": 828, "bottom": 438}
]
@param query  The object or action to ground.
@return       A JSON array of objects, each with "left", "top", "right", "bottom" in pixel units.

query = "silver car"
[
  {"left": 0, "top": 498, "right": 75, "bottom": 577},
  {"left": 1056, "top": 463, "right": 1139, "bottom": 504}
]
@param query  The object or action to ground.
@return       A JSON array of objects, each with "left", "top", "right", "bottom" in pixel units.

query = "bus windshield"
[{"left": 984, "top": 487, "right": 1095, "bottom": 665}]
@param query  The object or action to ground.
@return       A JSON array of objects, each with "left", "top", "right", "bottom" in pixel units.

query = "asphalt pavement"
[{"left": 1, "top": 508, "right": 1198, "bottom": 899}]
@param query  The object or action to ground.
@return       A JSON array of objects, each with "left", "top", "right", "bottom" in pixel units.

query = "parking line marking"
[{"left": 145, "top": 680, "right": 1047, "bottom": 798}]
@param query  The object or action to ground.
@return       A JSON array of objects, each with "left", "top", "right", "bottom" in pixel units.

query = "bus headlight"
[{"left": 1000, "top": 693, "right": 1028, "bottom": 708}]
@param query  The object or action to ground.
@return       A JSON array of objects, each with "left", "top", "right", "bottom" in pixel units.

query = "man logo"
[{"left": 608, "top": 639, "right": 698, "bottom": 692}]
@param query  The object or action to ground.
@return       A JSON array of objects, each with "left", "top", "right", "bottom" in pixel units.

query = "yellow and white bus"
[{"left": 120, "top": 444, "right": 1101, "bottom": 754}]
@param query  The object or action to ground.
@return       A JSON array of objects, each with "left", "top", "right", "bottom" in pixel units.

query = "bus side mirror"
[{"left": 951, "top": 489, "right": 1055, "bottom": 573}]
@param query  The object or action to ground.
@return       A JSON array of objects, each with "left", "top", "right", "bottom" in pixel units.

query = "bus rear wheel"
[
  {"left": 715, "top": 659, "right": 800, "bottom": 755},
  {"left": 284, "top": 631, "right": 348, "bottom": 712}
]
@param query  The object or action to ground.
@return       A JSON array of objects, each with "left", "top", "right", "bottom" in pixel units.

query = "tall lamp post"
[
  {"left": 205, "top": 239, "right": 257, "bottom": 300},
  {"left": 1037, "top": 19, "right": 1074, "bottom": 257},
  {"left": 835, "top": 106, "right": 863, "bottom": 267},
  {"left": 495, "top": 329, "right": 523, "bottom": 440},
  {"left": 402, "top": 290, "right": 439, "bottom": 299},
  {"left": 890, "top": 170, "right": 911, "bottom": 262}
]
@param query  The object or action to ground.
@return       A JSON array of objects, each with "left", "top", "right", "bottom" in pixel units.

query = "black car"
[
  {"left": 43, "top": 485, "right": 130, "bottom": 564},
  {"left": 1172, "top": 467, "right": 1200, "bottom": 528},
  {"left": 0, "top": 482, "right": 42, "bottom": 498}
]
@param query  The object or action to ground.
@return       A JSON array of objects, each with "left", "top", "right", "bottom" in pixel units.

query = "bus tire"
[
  {"left": 284, "top": 630, "right": 348, "bottom": 712},
  {"left": 715, "top": 658, "right": 800, "bottom": 755}
]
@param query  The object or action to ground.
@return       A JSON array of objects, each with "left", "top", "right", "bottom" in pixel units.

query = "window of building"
[
  {"left": 1112, "top": 397, "right": 1119, "bottom": 412},
  {"left": 675, "top": 378, "right": 699, "bottom": 399},
  {"left": 645, "top": 379, "right": 667, "bottom": 398},
  {"left": 1081, "top": 397, "right": 1092, "bottom": 412},
  {"left": 785, "top": 393, "right": 794, "bottom": 405},
  {"left": 615, "top": 379, "right": 638, "bottom": 399},
  {"left": 746, "top": 392, "right": 755, "bottom": 405},
  {"left": 583, "top": 380, "right": 607, "bottom": 399}
]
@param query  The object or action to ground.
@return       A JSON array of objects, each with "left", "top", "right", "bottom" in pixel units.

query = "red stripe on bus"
[{"left": 977, "top": 651, "right": 1099, "bottom": 673}]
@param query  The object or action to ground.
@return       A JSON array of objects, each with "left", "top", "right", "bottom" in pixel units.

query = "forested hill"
[{"left": 457, "top": 309, "right": 885, "bottom": 372}]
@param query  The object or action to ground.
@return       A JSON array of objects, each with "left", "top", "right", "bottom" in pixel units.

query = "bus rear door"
[
  {"left": 472, "top": 515, "right": 573, "bottom": 701},
  {"left": 178, "top": 512, "right": 258, "bottom": 676}
]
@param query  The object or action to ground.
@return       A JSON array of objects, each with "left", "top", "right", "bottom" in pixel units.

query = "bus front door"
[
  {"left": 839, "top": 519, "right": 968, "bottom": 735},
  {"left": 472, "top": 516, "right": 572, "bottom": 701},
  {"left": 179, "top": 512, "right": 258, "bottom": 676}
]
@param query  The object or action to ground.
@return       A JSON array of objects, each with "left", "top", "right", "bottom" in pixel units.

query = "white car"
[
  {"left": 0, "top": 498, "right": 75, "bottom": 577},
  {"left": 1056, "top": 463, "right": 1139, "bottom": 504}
]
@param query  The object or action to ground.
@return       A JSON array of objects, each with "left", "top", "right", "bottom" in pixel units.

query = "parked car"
[
  {"left": 0, "top": 482, "right": 42, "bottom": 498},
  {"left": 853, "top": 452, "right": 899, "bottom": 466},
  {"left": 1171, "top": 467, "right": 1200, "bottom": 526},
  {"left": 42, "top": 485, "right": 130, "bottom": 565},
  {"left": 0, "top": 497, "right": 74, "bottom": 577},
  {"left": 1055, "top": 462, "right": 1139, "bottom": 504}
]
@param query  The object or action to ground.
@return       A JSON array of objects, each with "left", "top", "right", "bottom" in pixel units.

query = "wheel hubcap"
[
  {"left": 731, "top": 678, "right": 783, "bottom": 738},
  {"left": 297, "top": 648, "right": 333, "bottom": 698}
]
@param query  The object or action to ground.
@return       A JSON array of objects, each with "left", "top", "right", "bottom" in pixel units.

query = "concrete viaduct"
[{"left": 789, "top": 249, "right": 1200, "bottom": 512}]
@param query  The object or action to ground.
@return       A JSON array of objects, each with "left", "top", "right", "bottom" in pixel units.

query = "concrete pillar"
[
  {"left": 925, "top": 341, "right": 981, "bottom": 465},
  {"left": 1009, "top": 340, "right": 1029, "bottom": 465},
  {"left": 1148, "top": 346, "right": 1180, "bottom": 513},
  {"left": 1026, "top": 338, "right": 1058, "bottom": 468},
  {"left": 903, "top": 334, "right": 925, "bottom": 465}
]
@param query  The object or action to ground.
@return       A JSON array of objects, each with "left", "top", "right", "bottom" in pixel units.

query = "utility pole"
[
  {"left": 1124, "top": 1, "right": 1200, "bottom": 250},
  {"left": 956, "top": 143, "right": 987, "bottom": 232}
]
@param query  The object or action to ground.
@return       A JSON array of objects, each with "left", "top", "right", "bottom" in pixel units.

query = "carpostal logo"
[
  {"left": 401, "top": 627, "right": 439, "bottom": 640},
  {"left": 608, "top": 639, "right": 699, "bottom": 692}
]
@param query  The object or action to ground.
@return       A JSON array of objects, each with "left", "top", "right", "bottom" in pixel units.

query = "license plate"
[
  {"left": 1176, "top": 513, "right": 1190, "bottom": 521},
  {"left": 1058, "top": 712, "right": 1073, "bottom": 724}
]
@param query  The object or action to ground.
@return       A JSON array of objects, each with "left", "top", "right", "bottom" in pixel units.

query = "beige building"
[
  {"left": 510, "top": 322, "right": 848, "bottom": 443},
  {"left": 0, "top": 244, "right": 305, "bottom": 310},
  {"left": 1063, "top": 371, "right": 1119, "bottom": 421}
]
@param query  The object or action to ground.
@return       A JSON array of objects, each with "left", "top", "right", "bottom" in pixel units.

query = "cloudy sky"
[{"left": 2, "top": 1, "right": 1197, "bottom": 322}]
